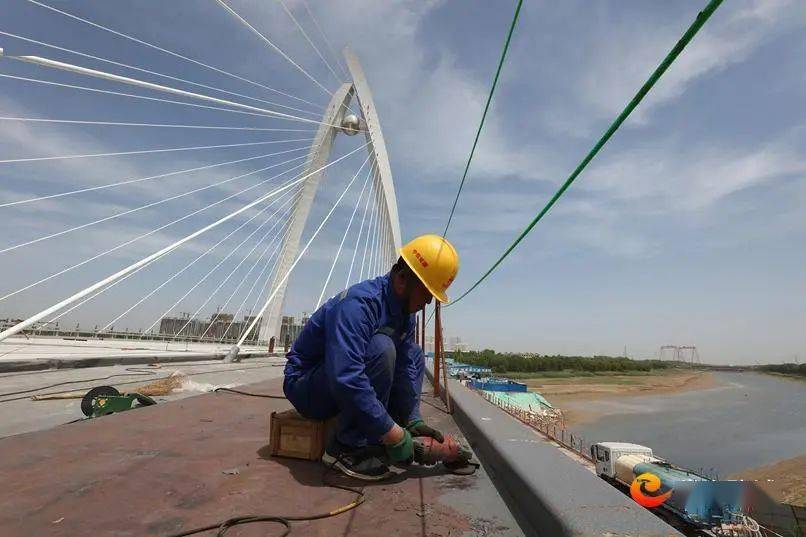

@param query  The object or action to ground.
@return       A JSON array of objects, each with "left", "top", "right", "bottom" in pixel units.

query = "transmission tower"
[
  {"left": 659, "top": 345, "right": 679, "bottom": 362},
  {"left": 678, "top": 346, "right": 700, "bottom": 367}
]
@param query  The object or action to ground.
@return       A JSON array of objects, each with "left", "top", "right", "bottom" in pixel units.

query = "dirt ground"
[
  {"left": 731, "top": 455, "right": 806, "bottom": 507},
  {"left": 524, "top": 369, "right": 720, "bottom": 425}
]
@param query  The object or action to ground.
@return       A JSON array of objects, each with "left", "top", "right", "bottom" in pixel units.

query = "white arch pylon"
[{"left": 256, "top": 47, "right": 402, "bottom": 345}]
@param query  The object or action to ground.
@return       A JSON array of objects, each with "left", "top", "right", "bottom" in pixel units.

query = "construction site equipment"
[
  {"left": 399, "top": 234, "right": 459, "bottom": 303},
  {"left": 469, "top": 378, "right": 527, "bottom": 392},
  {"left": 80, "top": 385, "right": 156, "bottom": 418},
  {"left": 269, "top": 408, "right": 332, "bottom": 461},
  {"left": 592, "top": 442, "right": 769, "bottom": 535}
]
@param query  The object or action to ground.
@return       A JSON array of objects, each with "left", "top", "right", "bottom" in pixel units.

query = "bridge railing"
[{"left": 474, "top": 388, "right": 595, "bottom": 463}]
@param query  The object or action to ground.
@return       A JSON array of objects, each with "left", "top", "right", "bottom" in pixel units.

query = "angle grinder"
[{"left": 412, "top": 434, "right": 478, "bottom": 474}]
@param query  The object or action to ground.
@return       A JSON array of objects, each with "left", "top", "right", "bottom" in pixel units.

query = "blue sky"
[{"left": 0, "top": 1, "right": 804, "bottom": 364}]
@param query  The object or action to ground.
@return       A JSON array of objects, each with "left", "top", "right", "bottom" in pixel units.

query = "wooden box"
[{"left": 269, "top": 408, "right": 329, "bottom": 460}]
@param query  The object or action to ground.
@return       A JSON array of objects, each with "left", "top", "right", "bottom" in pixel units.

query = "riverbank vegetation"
[
  {"left": 755, "top": 363, "right": 806, "bottom": 379},
  {"left": 455, "top": 349, "right": 676, "bottom": 376}
]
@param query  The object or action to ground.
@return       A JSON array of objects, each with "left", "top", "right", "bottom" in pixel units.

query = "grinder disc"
[{"left": 443, "top": 459, "right": 480, "bottom": 475}]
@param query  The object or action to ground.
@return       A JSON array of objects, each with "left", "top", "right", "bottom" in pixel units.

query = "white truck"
[
  {"left": 590, "top": 442, "right": 658, "bottom": 484},
  {"left": 590, "top": 443, "right": 765, "bottom": 536}
]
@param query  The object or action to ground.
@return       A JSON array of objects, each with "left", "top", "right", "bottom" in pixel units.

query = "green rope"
[
  {"left": 448, "top": 0, "right": 724, "bottom": 307},
  {"left": 442, "top": 0, "right": 524, "bottom": 238}
]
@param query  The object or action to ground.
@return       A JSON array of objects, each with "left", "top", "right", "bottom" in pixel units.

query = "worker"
[{"left": 283, "top": 234, "right": 459, "bottom": 480}]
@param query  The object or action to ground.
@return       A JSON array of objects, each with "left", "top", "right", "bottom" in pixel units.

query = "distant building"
[
  {"left": 159, "top": 313, "right": 205, "bottom": 338},
  {"left": 423, "top": 335, "right": 435, "bottom": 355},
  {"left": 232, "top": 315, "right": 262, "bottom": 344},
  {"left": 238, "top": 315, "right": 261, "bottom": 343},
  {"left": 157, "top": 312, "right": 260, "bottom": 342},
  {"left": 199, "top": 313, "right": 226, "bottom": 340},
  {"left": 279, "top": 313, "right": 310, "bottom": 348},
  {"left": 0, "top": 318, "right": 24, "bottom": 331},
  {"left": 420, "top": 334, "right": 468, "bottom": 355},
  {"left": 445, "top": 336, "right": 469, "bottom": 352}
]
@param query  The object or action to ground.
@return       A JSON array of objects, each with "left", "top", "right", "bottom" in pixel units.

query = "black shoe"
[{"left": 322, "top": 439, "right": 393, "bottom": 481}]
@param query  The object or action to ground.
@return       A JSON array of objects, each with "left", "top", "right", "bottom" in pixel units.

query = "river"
[{"left": 567, "top": 372, "right": 806, "bottom": 476}]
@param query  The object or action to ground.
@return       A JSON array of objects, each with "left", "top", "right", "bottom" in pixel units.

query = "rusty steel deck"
[{"left": 0, "top": 377, "right": 521, "bottom": 536}]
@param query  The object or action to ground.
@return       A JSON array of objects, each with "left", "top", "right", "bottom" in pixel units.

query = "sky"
[{"left": 0, "top": 0, "right": 804, "bottom": 364}]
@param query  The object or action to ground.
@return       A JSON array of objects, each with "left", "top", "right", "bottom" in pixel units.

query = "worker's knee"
[{"left": 365, "top": 333, "right": 396, "bottom": 382}]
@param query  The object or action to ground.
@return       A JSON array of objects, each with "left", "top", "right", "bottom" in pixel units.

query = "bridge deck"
[
  {"left": 0, "top": 358, "right": 288, "bottom": 438},
  {"left": 0, "top": 376, "right": 521, "bottom": 536}
]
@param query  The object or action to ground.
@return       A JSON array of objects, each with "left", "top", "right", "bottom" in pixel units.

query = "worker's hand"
[
  {"left": 384, "top": 428, "right": 414, "bottom": 463},
  {"left": 380, "top": 423, "right": 405, "bottom": 444},
  {"left": 406, "top": 419, "right": 444, "bottom": 443}
]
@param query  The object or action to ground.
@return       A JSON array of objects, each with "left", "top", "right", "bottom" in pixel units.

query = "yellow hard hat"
[{"left": 399, "top": 234, "right": 459, "bottom": 303}]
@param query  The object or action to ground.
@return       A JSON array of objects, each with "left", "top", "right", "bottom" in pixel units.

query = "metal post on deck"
[
  {"left": 437, "top": 303, "right": 452, "bottom": 414},
  {"left": 433, "top": 302, "right": 442, "bottom": 396},
  {"left": 420, "top": 305, "right": 426, "bottom": 352}
]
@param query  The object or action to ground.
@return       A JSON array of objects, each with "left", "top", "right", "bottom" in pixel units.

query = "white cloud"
[
  {"left": 572, "top": 0, "right": 806, "bottom": 125},
  {"left": 233, "top": 0, "right": 559, "bottom": 183},
  {"left": 581, "top": 135, "right": 806, "bottom": 212}
]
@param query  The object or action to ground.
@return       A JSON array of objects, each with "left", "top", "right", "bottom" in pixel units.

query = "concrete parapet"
[{"left": 445, "top": 378, "right": 681, "bottom": 536}]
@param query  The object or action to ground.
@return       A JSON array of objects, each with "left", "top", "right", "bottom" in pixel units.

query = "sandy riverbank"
[
  {"left": 731, "top": 455, "right": 806, "bottom": 507},
  {"left": 525, "top": 369, "right": 720, "bottom": 426}
]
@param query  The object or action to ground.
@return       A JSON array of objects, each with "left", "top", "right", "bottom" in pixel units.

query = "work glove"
[
  {"left": 385, "top": 428, "right": 414, "bottom": 463},
  {"left": 406, "top": 419, "right": 444, "bottom": 443}
]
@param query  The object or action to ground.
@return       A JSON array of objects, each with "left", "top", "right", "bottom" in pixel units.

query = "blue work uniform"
[{"left": 283, "top": 273, "right": 424, "bottom": 447}]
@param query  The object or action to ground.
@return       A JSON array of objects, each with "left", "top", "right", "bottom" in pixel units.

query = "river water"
[{"left": 567, "top": 372, "right": 806, "bottom": 476}]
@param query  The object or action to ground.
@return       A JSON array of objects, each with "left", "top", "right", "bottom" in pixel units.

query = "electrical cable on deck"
[
  {"left": 214, "top": 387, "right": 286, "bottom": 399},
  {"left": 163, "top": 465, "right": 364, "bottom": 537}
]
